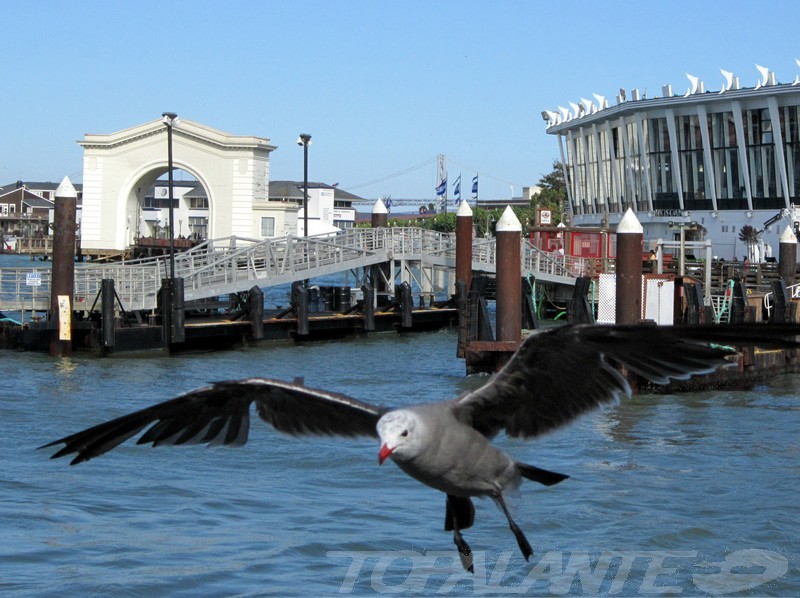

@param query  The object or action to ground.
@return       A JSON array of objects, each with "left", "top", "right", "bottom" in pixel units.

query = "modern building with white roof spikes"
[{"left": 543, "top": 61, "right": 800, "bottom": 260}]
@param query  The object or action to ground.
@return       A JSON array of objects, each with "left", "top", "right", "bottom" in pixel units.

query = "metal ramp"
[{"left": 1, "top": 227, "right": 580, "bottom": 314}]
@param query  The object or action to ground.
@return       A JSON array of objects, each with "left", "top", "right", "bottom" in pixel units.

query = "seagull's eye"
[{"left": 400, "top": 430, "right": 409, "bottom": 437}]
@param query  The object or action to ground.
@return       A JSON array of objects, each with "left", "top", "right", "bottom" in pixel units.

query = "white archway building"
[{"left": 78, "top": 119, "right": 281, "bottom": 252}]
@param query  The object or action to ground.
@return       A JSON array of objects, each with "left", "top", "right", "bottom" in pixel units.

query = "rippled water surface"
[{"left": 1, "top": 321, "right": 799, "bottom": 595}]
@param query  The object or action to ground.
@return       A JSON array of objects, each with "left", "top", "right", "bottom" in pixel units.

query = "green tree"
[
  {"left": 530, "top": 161, "right": 567, "bottom": 224},
  {"left": 738, "top": 224, "right": 760, "bottom": 261},
  {"left": 539, "top": 160, "right": 566, "bottom": 191}
]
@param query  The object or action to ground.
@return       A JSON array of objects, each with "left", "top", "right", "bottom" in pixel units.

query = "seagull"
[{"left": 41, "top": 323, "right": 800, "bottom": 572}]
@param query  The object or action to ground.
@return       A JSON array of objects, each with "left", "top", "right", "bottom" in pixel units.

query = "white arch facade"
[{"left": 79, "top": 119, "right": 276, "bottom": 251}]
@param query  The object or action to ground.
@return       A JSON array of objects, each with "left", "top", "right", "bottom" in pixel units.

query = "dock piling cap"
[
  {"left": 55, "top": 176, "right": 77, "bottom": 199},
  {"left": 617, "top": 208, "right": 643, "bottom": 234},
  {"left": 496, "top": 205, "right": 522, "bottom": 232},
  {"left": 456, "top": 200, "right": 473, "bottom": 217},
  {"left": 780, "top": 225, "right": 797, "bottom": 245},
  {"left": 372, "top": 199, "right": 388, "bottom": 214}
]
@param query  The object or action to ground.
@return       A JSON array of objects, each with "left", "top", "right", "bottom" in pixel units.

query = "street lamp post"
[
  {"left": 161, "top": 112, "right": 181, "bottom": 347},
  {"left": 297, "top": 134, "right": 311, "bottom": 236},
  {"left": 162, "top": 112, "right": 178, "bottom": 279}
]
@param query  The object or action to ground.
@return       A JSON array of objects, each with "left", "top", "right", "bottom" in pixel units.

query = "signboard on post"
[
  {"left": 538, "top": 209, "right": 552, "bottom": 226},
  {"left": 26, "top": 272, "right": 42, "bottom": 287},
  {"left": 58, "top": 295, "right": 71, "bottom": 341}
]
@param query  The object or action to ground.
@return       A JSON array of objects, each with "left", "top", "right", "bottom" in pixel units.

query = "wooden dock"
[{"left": 1, "top": 303, "right": 457, "bottom": 355}]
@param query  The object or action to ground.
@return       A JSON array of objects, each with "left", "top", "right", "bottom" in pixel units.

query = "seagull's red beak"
[{"left": 378, "top": 443, "right": 393, "bottom": 465}]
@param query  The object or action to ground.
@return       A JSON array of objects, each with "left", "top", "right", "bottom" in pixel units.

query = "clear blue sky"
[{"left": 2, "top": 0, "right": 799, "bottom": 202}]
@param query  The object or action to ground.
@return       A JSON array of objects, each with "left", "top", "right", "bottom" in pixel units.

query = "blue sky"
[{"left": 2, "top": 0, "right": 799, "bottom": 203}]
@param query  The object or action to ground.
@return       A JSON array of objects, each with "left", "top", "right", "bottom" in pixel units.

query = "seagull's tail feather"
[
  {"left": 517, "top": 462, "right": 569, "bottom": 486},
  {"left": 444, "top": 495, "right": 475, "bottom": 531}
]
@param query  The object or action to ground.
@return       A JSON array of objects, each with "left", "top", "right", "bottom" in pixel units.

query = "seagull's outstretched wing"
[
  {"left": 454, "top": 323, "right": 800, "bottom": 439},
  {"left": 41, "top": 378, "right": 385, "bottom": 465}
]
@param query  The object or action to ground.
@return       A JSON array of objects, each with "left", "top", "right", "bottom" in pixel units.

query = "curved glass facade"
[{"left": 548, "top": 86, "right": 800, "bottom": 217}]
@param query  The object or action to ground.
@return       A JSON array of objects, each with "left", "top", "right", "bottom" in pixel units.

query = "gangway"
[{"left": 0, "top": 227, "right": 580, "bottom": 315}]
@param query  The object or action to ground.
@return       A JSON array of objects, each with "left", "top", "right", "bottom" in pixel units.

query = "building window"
[
  {"left": 261, "top": 216, "right": 276, "bottom": 237},
  {"left": 189, "top": 196, "right": 209, "bottom": 209}
]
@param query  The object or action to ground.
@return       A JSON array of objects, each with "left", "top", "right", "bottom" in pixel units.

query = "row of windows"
[
  {"left": 565, "top": 103, "right": 800, "bottom": 214},
  {"left": 142, "top": 196, "right": 209, "bottom": 209}
]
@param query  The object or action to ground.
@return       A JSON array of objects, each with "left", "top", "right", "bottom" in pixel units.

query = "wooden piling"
[
  {"left": 779, "top": 225, "right": 797, "bottom": 286},
  {"left": 495, "top": 206, "right": 521, "bottom": 344},
  {"left": 396, "top": 282, "right": 413, "bottom": 328},
  {"left": 371, "top": 198, "right": 388, "bottom": 228},
  {"left": 615, "top": 208, "right": 643, "bottom": 325},
  {"left": 49, "top": 176, "right": 77, "bottom": 357},
  {"left": 101, "top": 278, "right": 116, "bottom": 349},
  {"left": 455, "top": 200, "right": 473, "bottom": 295},
  {"left": 248, "top": 286, "right": 264, "bottom": 340},
  {"left": 362, "top": 284, "right": 375, "bottom": 331},
  {"left": 455, "top": 200, "right": 473, "bottom": 357},
  {"left": 292, "top": 281, "right": 309, "bottom": 336},
  {"left": 370, "top": 199, "right": 390, "bottom": 302}
]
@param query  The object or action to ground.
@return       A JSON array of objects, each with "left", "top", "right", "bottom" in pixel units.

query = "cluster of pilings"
[
  {"left": 455, "top": 202, "right": 527, "bottom": 373},
  {"left": 456, "top": 206, "right": 800, "bottom": 374}
]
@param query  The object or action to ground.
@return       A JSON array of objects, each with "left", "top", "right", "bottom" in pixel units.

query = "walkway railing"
[{"left": 0, "top": 227, "right": 580, "bottom": 314}]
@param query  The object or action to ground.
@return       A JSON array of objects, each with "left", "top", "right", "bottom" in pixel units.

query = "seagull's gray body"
[
  {"left": 41, "top": 323, "right": 800, "bottom": 570},
  {"left": 383, "top": 403, "right": 517, "bottom": 498}
]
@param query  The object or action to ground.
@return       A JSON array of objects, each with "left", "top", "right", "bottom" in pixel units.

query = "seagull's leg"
[
  {"left": 445, "top": 495, "right": 474, "bottom": 573},
  {"left": 494, "top": 492, "right": 533, "bottom": 561}
]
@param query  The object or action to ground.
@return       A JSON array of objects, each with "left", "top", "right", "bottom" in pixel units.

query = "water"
[{"left": 1, "top": 252, "right": 799, "bottom": 595}]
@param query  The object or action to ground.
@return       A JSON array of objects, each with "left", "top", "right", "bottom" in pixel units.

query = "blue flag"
[
  {"left": 472, "top": 175, "right": 478, "bottom": 196},
  {"left": 435, "top": 178, "right": 447, "bottom": 197},
  {"left": 453, "top": 175, "right": 461, "bottom": 203}
]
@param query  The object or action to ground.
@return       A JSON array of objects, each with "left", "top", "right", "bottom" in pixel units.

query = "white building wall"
[
  {"left": 231, "top": 158, "right": 256, "bottom": 238},
  {"left": 80, "top": 155, "right": 104, "bottom": 246},
  {"left": 79, "top": 119, "right": 275, "bottom": 251}
]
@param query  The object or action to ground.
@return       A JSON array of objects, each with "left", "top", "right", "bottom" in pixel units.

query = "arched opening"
[{"left": 125, "top": 168, "right": 211, "bottom": 253}]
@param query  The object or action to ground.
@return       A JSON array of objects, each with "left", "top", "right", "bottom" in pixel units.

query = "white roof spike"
[
  {"left": 580, "top": 97, "right": 595, "bottom": 114},
  {"left": 793, "top": 75, "right": 800, "bottom": 87},
  {"left": 720, "top": 69, "right": 734, "bottom": 92},
  {"left": 569, "top": 101, "right": 581, "bottom": 119},
  {"left": 592, "top": 93, "right": 608, "bottom": 109},
  {"left": 558, "top": 105, "right": 571, "bottom": 121},
  {"left": 756, "top": 64, "right": 770, "bottom": 86},
  {"left": 686, "top": 73, "right": 701, "bottom": 94}
]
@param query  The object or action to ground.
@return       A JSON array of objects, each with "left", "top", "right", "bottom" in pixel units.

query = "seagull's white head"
[{"left": 376, "top": 410, "right": 423, "bottom": 465}]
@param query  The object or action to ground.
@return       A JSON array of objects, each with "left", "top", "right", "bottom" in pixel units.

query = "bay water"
[{"left": 0, "top": 254, "right": 799, "bottom": 595}]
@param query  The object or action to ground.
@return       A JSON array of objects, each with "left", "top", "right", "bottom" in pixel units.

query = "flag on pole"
[
  {"left": 472, "top": 175, "right": 479, "bottom": 197},
  {"left": 453, "top": 175, "right": 461, "bottom": 204},
  {"left": 435, "top": 177, "right": 447, "bottom": 197}
]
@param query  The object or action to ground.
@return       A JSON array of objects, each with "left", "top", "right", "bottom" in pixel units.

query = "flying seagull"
[{"left": 41, "top": 323, "right": 800, "bottom": 572}]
